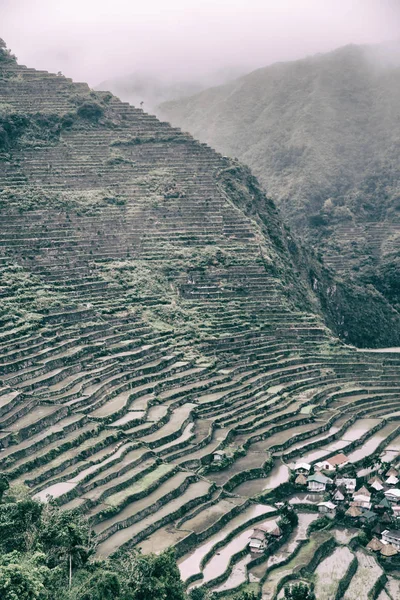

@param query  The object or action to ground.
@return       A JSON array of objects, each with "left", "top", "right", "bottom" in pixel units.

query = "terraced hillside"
[
  {"left": 1, "top": 48, "right": 400, "bottom": 598},
  {"left": 159, "top": 42, "right": 400, "bottom": 324}
]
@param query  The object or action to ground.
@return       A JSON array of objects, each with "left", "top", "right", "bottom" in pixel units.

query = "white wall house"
[
  {"left": 335, "top": 477, "right": 356, "bottom": 493},
  {"left": 382, "top": 530, "right": 400, "bottom": 550},
  {"left": 385, "top": 489, "right": 400, "bottom": 504},
  {"left": 307, "top": 473, "right": 332, "bottom": 492},
  {"left": 249, "top": 529, "right": 267, "bottom": 553},
  {"left": 318, "top": 501, "right": 336, "bottom": 519},
  {"left": 317, "top": 453, "right": 349, "bottom": 471}
]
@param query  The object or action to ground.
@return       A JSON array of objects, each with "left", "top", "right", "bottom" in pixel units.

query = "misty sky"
[{"left": 1, "top": 0, "right": 400, "bottom": 86}]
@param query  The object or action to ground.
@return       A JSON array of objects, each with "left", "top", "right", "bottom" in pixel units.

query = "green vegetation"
[
  {"left": 0, "top": 109, "right": 64, "bottom": 151},
  {"left": 217, "top": 161, "right": 400, "bottom": 346},
  {"left": 284, "top": 582, "right": 315, "bottom": 600},
  {"left": 0, "top": 481, "right": 186, "bottom": 600},
  {"left": 0, "top": 38, "right": 16, "bottom": 63},
  {"left": 0, "top": 187, "right": 125, "bottom": 212},
  {"left": 76, "top": 102, "right": 104, "bottom": 122}
]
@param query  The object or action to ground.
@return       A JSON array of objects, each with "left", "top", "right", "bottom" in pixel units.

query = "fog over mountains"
[
  {"left": 159, "top": 41, "right": 400, "bottom": 221},
  {"left": 95, "top": 67, "right": 245, "bottom": 114},
  {"left": 159, "top": 41, "right": 400, "bottom": 315}
]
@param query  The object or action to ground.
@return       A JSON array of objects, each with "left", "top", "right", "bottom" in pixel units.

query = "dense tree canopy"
[{"left": 0, "top": 479, "right": 187, "bottom": 600}]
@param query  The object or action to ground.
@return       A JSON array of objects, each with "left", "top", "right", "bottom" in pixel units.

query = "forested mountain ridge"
[{"left": 159, "top": 42, "right": 400, "bottom": 315}]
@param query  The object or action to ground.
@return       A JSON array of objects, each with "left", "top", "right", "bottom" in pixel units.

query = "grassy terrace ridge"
[{"left": 0, "top": 52, "right": 400, "bottom": 598}]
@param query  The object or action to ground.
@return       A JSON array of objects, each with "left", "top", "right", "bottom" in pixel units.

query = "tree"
[
  {"left": 0, "top": 473, "right": 9, "bottom": 502},
  {"left": 0, "top": 552, "right": 49, "bottom": 600},
  {"left": 120, "top": 548, "right": 185, "bottom": 600},
  {"left": 38, "top": 504, "right": 94, "bottom": 587},
  {"left": 189, "top": 589, "right": 215, "bottom": 600},
  {"left": 76, "top": 570, "right": 121, "bottom": 600},
  {"left": 284, "top": 582, "right": 315, "bottom": 600},
  {"left": 0, "top": 38, "right": 16, "bottom": 62},
  {"left": 236, "top": 592, "right": 258, "bottom": 600},
  {"left": 0, "top": 498, "right": 43, "bottom": 553},
  {"left": 278, "top": 504, "right": 298, "bottom": 528}
]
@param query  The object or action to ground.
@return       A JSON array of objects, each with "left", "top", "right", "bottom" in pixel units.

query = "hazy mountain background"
[
  {"left": 159, "top": 41, "right": 400, "bottom": 314},
  {"left": 95, "top": 67, "right": 245, "bottom": 114}
]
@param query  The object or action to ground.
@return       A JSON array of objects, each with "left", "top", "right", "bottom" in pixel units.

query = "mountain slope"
[
  {"left": 159, "top": 42, "right": 400, "bottom": 313},
  {"left": 1, "top": 44, "right": 400, "bottom": 569},
  {"left": 1, "top": 46, "right": 399, "bottom": 348}
]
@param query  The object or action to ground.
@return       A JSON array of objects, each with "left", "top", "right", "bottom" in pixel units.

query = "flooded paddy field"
[
  {"left": 298, "top": 418, "right": 383, "bottom": 464},
  {"left": 136, "top": 525, "right": 190, "bottom": 554},
  {"left": 206, "top": 452, "right": 272, "bottom": 487},
  {"left": 346, "top": 421, "right": 400, "bottom": 463},
  {"left": 283, "top": 415, "right": 350, "bottom": 457},
  {"left": 178, "top": 503, "right": 274, "bottom": 582},
  {"left": 97, "top": 479, "right": 212, "bottom": 557},
  {"left": 234, "top": 461, "right": 290, "bottom": 497},
  {"left": 343, "top": 550, "right": 383, "bottom": 600},
  {"left": 259, "top": 529, "right": 331, "bottom": 600},
  {"left": 181, "top": 497, "right": 247, "bottom": 533},
  {"left": 314, "top": 546, "right": 354, "bottom": 600},
  {"left": 380, "top": 438, "right": 400, "bottom": 463}
]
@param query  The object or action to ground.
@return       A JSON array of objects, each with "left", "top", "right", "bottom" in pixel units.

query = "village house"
[
  {"left": 359, "top": 510, "right": 377, "bottom": 526},
  {"left": 263, "top": 521, "right": 282, "bottom": 538},
  {"left": 353, "top": 486, "right": 371, "bottom": 509},
  {"left": 295, "top": 473, "right": 307, "bottom": 486},
  {"left": 366, "top": 537, "right": 383, "bottom": 552},
  {"left": 382, "top": 529, "right": 400, "bottom": 551},
  {"left": 249, "top": 520, "right": 282, "bottom": 553},
  {"left": 368, "top": 537, "right": 385, "bottom": 552},
  {"left": 335, "top": 476, "right": 356, "bottom": 493},
  {"left": 386, "top": 475, "right": 399, "bottom": 487},
  {"left": 384, "top": 488, "right": 400, "bottom": 504},
  {"left": 381, "top": 511, "right": 393, "bottom": 525},
  {"left": 380, "top": 543, "right": 398, "bottom": 557},
  {"left": 249, "top": 528, "right": 267, "bottom": 553},
  {"left": 268, "top": 524, "right": 282, "bottom": 538},
  {"left": 376, "top": 497, "right": 392, "bottom": 512},
  {"left": 355, "top": 485, "right": 371, "bottom": 498},
  {"left": 333, "top": 488, "right": 345, "bottom": 502},
  {"left": 307, "top": 473, "right": 332, "bottom": 492},
  {"left": 368, "top": 476, "right": 384, "bottom": 492},
  {"left": 213, "top": 450, "right": 226, "bottom": 463},
  {"left": 352, "top": 499, "right": 372, "bottom": 510},
  {"left": 318, "top": 501, "right": 336, "bottom": 519},
  {"left": 294, "top": 462, "right": 311, "bottom": 474},
  {"left": 346, "top": 505, "right": 362, "bottom": 519},
  {"left": 373, "top": 523, "right": 386, "bottom": 537},
  {"left": 386, "top": 467, "right": 399, "bottom": 478},
  {"left": 316, "top": 453, "right": 349, "bottom": 472}
]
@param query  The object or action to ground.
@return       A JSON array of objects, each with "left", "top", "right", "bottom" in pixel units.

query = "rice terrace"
[{"left": 1, "top": 9, "right": 400, "bottom": 600}]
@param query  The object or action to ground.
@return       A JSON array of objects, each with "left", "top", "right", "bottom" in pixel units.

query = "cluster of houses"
[{"left": 293, "top": 454, "right": 400, "bottom": 557}]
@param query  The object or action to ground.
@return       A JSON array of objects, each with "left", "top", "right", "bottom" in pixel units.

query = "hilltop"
[
  {"left": 1, "top": 41, "right": 400, "bottom": 599},
  {"left": 159, "top": 42, "right": 400, "bottom": 315}
]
